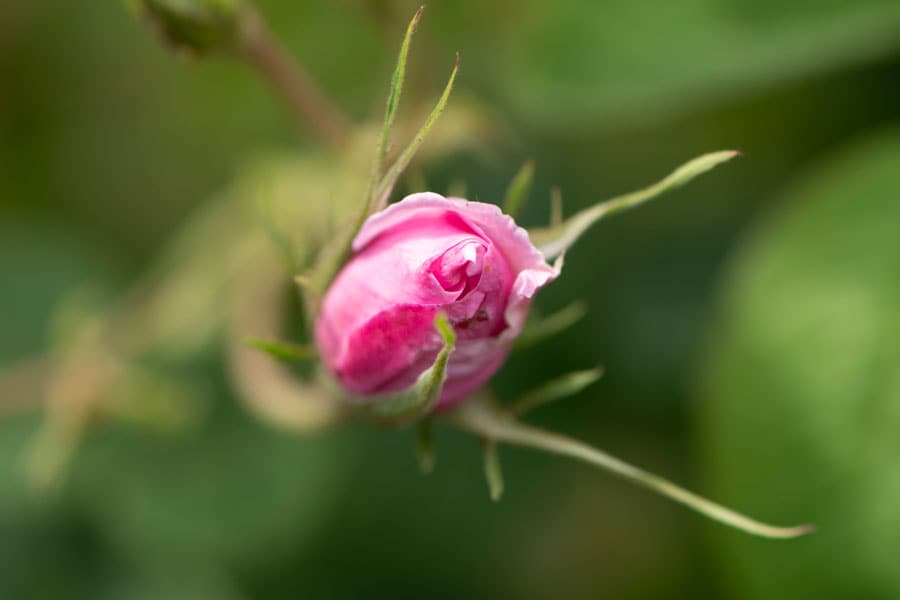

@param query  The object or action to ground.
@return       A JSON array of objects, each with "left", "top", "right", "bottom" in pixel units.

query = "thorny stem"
[
  {"left": 237, "top": 6, "right": 352, "bottom": 152},
  {"left": 448, "top": 397, "right": 814, "bottom": 539}
]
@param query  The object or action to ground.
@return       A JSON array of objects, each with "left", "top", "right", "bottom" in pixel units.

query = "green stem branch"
[{"left": 448, "top": 397, "right": 814, "bottom": 539}]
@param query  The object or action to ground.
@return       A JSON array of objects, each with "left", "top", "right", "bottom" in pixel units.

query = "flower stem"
[
  {"left": 237, "top": 6, "right": 351, "bottom": 152},
  {"left": 448, "top": 397, "right": 814, "bottom": 539}
]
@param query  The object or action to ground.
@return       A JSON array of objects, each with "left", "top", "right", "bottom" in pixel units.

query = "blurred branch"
[
  {"left": 137, "top": 0, "right": 352, "bottom": 152},
  {"left": 228, "top": 238, "right": 342, "bottom": 432},
  {"left": 237, "top": 6, "right": 352, "bottom": 152},
  {"left": 0, "top": 356, "right": 49, "bottom": 417}
]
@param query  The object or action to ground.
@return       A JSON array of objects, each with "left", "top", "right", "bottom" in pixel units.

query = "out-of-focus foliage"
[
  {"left": 436, "top": 0, "right": 900, "bottom": 127},
  {"left": 2, "top": 0, "right": 900, "bottom": 598},
  {"left": 701, "top": 128, "right": 900, "bottom": 600}
]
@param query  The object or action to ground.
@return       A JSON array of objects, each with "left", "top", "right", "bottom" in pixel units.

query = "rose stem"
[
  {"left": 449, "top": 397, "right": 814, "bottom": 539},
  {"left": 237, "top": 6, "right": 352, "bottom": 153}
]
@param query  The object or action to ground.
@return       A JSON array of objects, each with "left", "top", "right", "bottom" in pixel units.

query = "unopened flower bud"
[
  {"left": 315, "top": 193, "right": 558, "bottom": 409},
  {"left": 136, "top": 0, "right": 242, "bottom": 56}
]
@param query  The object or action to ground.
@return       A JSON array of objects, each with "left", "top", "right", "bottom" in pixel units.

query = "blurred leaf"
[
  {"left": 0, "top": 416, "right": 40, "bottom": 515},
  {"left": 97, "top": 562, "right": 245, "bottom": 600},
  {"left": 0, "top": 497, "right": 115, "bottom": 600},
  {"left": 467, "top": 0, "right": 900, "bottom": 127},
  {"left": 0, "top": 228, "right": 114, "bottom": 363},
  {"left": 701, "top": 127, "right": 900, "bottom": 598},
  {"left": 70, "top": 392, "right": 354, "bottom": 567}
]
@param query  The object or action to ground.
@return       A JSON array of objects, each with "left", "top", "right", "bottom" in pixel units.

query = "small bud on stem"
[{"left": 136, "top": 0, "right": 352, "bottom": 152}]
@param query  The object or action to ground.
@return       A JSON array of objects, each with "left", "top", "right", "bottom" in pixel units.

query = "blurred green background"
[{"left": 2, "top": 0, "right": 900, "bottom": 598}]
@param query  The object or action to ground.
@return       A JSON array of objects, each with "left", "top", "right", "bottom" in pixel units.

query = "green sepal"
[
  {"left": 416, "top": 418, "right": 436, "bottom": 474},
  {"left": 309, "top": 26, "right": 460, "bottom": 300},
  {"left": 530, "top": 150, "right": 740, "bottom": 259},
  {"left": 508, "top": 367, "right": 604, "bottom": 416},
  {"left": 503, "top": 160, "right": 535, "bottom": 218},
  {"left": 245, "top": 337, "right": 316, "bottom": 362},
  {"left": 481, "top": 438, "right": 504, "bottom": 501},
  {"left": 514, "top": 300, "right": 588, "bottom": 351},
  {"left": 372, "top": 6, "right": 424, "bottom": 188},
  {"left": 446, "top": 177, "right": 467, "bottom": 199},
  {"left": 367, "top": 312, "right": 457, "bottom": 424},
  {"left": 549, "top": 186, "right": 563, "bottom": 227},
  {"left": 371, "top": 54, "right": 460, "bottom": 212}
]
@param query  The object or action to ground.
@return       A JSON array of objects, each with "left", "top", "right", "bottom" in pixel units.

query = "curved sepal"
[
  {"left": 503, "top": 160, "right": 535, "bottom": 219},
  {"left": 372, "top": 6, "right": 424, "bottom": 188},
  {"left": 371, "top": 54, "right": 460, "bottom": 212},
  {"left": 481, "top": 438, "right": 504, "bottom": 501},
  {"left": 309, "top": 15, "right": 460, "bottom": 299},
  {"left": 416, "top": 418, "right": 436, "bottom": 474},
  {"left": 367, "top": 312, "right": 457, "bottom": 424},
  {"left": 514, "top": 300, "right": 587, "bottom": 351},
  {"left": 531, "top": 150, "right": 740, "bottom": 259},
  {"left": 508, "top": 367, "right": 603, "bottom": 416}
]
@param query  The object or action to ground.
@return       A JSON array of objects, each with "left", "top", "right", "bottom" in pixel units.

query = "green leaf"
[
  {"left": 481, "top": 438, "right": 503, "bottom": 501},
  {"left": 245, "top": 337, "right": 316, "bottom": 362},
  {"left": 530, "top": 151, "right": 739, "bottom": 259},
  {"left": 368, "top": 312, "right": 457, "bottom": 424},
  {"left": 509, "top": 367, "right": 604, "bottom": 417},
  {"left": 372, "top": 54, "right": 460, "bottom": 212},
  {"left": 503, "top": 160, "right": 535, "bottom": 218},
  {"left": 702, "top": 127, "right": 900, "bottom": 598}
]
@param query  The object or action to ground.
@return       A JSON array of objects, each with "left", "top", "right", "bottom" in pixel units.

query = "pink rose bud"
[{"left": 315, "top": 192, "right": 559, "bottom": 409}]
